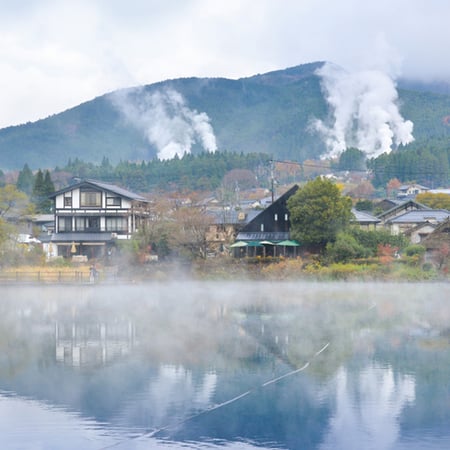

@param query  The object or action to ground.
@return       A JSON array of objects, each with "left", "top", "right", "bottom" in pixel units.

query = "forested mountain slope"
[{"left": 0, "top": 61, "right": 449, "bottom": 170}]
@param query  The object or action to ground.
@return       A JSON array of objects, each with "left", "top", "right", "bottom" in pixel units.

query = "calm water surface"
[{"left": 0, "top": 281, "right": 449, "bottom": 449}]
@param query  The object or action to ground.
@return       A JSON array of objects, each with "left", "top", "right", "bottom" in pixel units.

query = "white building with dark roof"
[{"left": 44, "top": 179, "right": 149, "bottom": 260}]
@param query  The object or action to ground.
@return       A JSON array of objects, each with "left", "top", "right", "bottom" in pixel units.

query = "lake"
[{"left": 0, "top": 281, "right": 449, "bottom": 449}]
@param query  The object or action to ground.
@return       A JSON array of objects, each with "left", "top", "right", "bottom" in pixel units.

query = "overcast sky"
[{"left": 1, "top": 0, "right": 449, "bottom": 129}]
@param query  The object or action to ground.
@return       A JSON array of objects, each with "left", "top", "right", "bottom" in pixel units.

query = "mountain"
[{"left": 0, "top": 61, "right": 449, "bottom": 170}]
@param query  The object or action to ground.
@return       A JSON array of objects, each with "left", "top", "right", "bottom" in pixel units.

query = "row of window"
[
  {"left": 64, "top": 191, "right": 122, "bottom": 208},
  {"left": 274, "top": 213, "right": 289, "bottom": 221},
  {"left": 58, "top": 216, "right": 128, "bottom": 232}
]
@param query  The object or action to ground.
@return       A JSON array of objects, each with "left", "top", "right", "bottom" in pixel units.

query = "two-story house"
[{"left": 45, "top": 179, "right": 149, "bottom": 260}]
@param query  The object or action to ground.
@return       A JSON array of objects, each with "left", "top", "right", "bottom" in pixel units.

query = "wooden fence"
[{"left": 0, "top": 270, "right": 118, "bottom": 284}]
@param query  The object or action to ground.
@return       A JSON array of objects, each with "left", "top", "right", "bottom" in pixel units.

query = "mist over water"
[{"left": 0, "top": 281, "right": 449, "bottom": 449}]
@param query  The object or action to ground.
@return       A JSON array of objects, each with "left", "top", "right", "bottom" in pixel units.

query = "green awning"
[
  {"left": 276, "top": 239, "right": 300, "bottom": 246},
  {"left": 247, "top": 241, "right": 263, "bottom": 247}
]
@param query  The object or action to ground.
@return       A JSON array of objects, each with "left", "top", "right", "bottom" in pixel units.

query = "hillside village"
[{"left": 1, "top": 165, "right": 450, "bottom": 282}]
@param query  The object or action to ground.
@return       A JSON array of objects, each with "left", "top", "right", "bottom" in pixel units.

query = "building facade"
[{"left": 46, "top": 179, "right": 149, "bottom": 260}]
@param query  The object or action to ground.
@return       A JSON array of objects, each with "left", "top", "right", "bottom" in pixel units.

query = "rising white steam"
[
  {"left": 112, "top": 87, "right": 217, "bottom": 160},
  {"left": 313, "top": 63, "right": 414, "bottom": 159}
]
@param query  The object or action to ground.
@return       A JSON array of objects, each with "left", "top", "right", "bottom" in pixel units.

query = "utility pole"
[{"left": 270, "top": 159, "right": 275, "bottom": 203}]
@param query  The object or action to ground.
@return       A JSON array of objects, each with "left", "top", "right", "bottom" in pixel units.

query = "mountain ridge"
[{"left": 0, "top": 61, "right": 449, "bottom": 170}]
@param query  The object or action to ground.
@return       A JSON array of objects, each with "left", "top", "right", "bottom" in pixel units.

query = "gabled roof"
[
  {"left": 377, "top": 199, "right": 430, "bottom": 220},
  {"left": 403, "top": 221, "right": 437, "bottom": 237},
  {"left": 207, "top": 209, "right": 260, "bottom": 225},
  {"left": 240, "top": 184, "right": 299, "bottom": 232},
  {"left": 351, "top": 208, "right": 381, "bottom": 224},
  {"left": 420, "top": 218, "right": 450, "bottom": 250},
  {"left": 398, "top": 183, "right": 430, "bottom": 191},
  {"left": 50, "top": 179, "right": 148, "bottom": 202},
  {"left": 386, "top": 209, "right": 450, "bottom": 224}
]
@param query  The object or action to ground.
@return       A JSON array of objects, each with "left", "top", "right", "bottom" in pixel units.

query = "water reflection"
[
  {"left": 55, "top": 320, "right": 136, "bottom": 367},
  {"left": 0, "top": 282, "right": 449, "bottom": 449},
  {"left": 321, "top": 364, "right": 415, "bottom": 450}
]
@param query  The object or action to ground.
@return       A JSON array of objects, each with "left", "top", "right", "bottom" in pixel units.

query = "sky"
[{"left": 1, "top": 0, "right": 449, "bottom": 129}]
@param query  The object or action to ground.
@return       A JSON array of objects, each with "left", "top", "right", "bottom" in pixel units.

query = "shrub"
[
  {"left": 404, "top": 244, "right": 426, "bottom": 257},
  {"left": 325, "top": 232, "right": 370, "bottom": 263}
]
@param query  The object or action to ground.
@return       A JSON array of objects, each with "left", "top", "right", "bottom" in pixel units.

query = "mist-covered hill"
[{"left": 0, "top": 61, "right": 449, "bottom": 170}]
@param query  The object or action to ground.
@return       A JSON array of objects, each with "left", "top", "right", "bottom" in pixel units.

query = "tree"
[
  {"left": 386, "top": 178, "right": 401, "bottom": 198},
  {"left": 32, "top": 169, "right": 45, "bottom": 210},
  {"left": 287, "top": 177, "right": 353, "bottom": 250},
  {"left": 170, "top": 206, "right": 214, "bottom": 259},
  {"left": 42, "top": 170, "right": 55, "bottom": 212},
  {"left": 416, "top": 192, "right": 450, "bottom": 210},
  {"left": 0, "top": 185, "right": 33, "bottom": 261},
  {"left": 347, "top": 180, "right": 375, "bottom": 199},
  {"left": 16, "top": 164, "right": 34, "bottom": 195},
  {"left": 0, "top": 184, "right": 30, "bottom": 218},
  {"left": 32, "top": 169, "right": 55, "bottom": 213},
  {"left": 336, "top": 148, "right": 366, "bottom": 171}
]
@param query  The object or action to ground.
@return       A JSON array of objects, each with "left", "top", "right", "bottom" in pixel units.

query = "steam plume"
[
  {"left": 112, "top": 87, "right": 217, "bottom": 160},
  {"left": 313, "top": 63, "right": 414, "bottom": 159}
]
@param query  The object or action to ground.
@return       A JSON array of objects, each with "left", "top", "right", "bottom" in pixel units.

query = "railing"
[{"left": 0, "top": 271, "right": 108, "bottom": 284}]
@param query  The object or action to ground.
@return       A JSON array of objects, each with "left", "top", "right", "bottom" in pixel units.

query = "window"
[
  {"left": 106, "top": 217, "right": 128, "bottom": 232},
  {"left": 106, "top": 196, "right": 121, "bottom": 207},
  {"left": 274, "top": 214, "right": 278, "bottom": 221},
  {"left": 285, "top": 213, "right": 288, "bottom": 221},
  {"left": 260, "top": 224, "right": 264, "bottom": 232},
  {"left": 64, "top": 196, "right": 72, "bottom": 207},
  {"left": 59, "top": 217, "right": 72, "bottom": 232},
  {"left": 75, "top": 216, "right": 100, "bottom": 231},
  {"left": 80, "top": 191, "right": 101, "bottom": 207}
]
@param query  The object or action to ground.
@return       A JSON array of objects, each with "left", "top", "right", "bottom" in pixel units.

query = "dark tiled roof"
[
  {"left": 351, "top": 208, "right": 381, "bottom": 224},
  {"left": 377, "top": 200, "right": 430, "bottom": 219},
  {"left": 42, "top": 232, "right": 115, "bottom": 243},
  {"left": 236, "top": 231, "right": 290, "bottom": 241},
  {"left": 207, "top": 209, "right": 260, "bottom": 225},
  {"left": 387, "top": 210, "right": 450, "bottom": 223},
  {"left": 51, "top": 179, "right": 147, "bottom": 202}
]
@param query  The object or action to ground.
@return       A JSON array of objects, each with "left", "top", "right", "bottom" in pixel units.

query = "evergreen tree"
[
  {"left": 16, "top": 163, "right": 34, "bottom": 195},
  {"left": 42, "top": 170, "right": 55, "bottom": 212},
  {"left": 287, "top": 177, "right": 353, "bottom": 250},
  {"left": 32, "top": 169, "right": 54, "bottom": 213},
  {"left": 32, "top": 169, "right": 45, "bottom": 212}
]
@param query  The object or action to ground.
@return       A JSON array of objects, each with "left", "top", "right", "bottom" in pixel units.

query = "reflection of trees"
[
  {"left": 320, "top": 364, "right": 415, "bottom": 450},
  {"left": 117, "top": 365, "right": 217, "bottom": 431}
]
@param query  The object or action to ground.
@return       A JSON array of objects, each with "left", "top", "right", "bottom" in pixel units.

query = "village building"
[
  {"left": 421, "top": 218, "right": 450, "bottom": 267},
  {"left": 205, "top": 209, "right": 259, "bottom": 256},
  {"left": 384, "top": 209, "right": 450, "bottom": 238},
  {"left": 43, "top": 179, "right": 149, "bottom": 261},
  {"left": 377, "top": 199, "right": 430, "bottom": 225},
  {"left": 232, "top": 185, "right": 300, "bottom": 257},
  {"left": 350, "top": 208, "right": 381, "bottom": 230},
  {"left": 396, "top": 183, "right": 430, "bottom": 200}
]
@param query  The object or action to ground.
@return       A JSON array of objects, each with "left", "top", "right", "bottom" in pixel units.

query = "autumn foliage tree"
[{"left": 416, "top": 192, "right": 450, "bottom": 210}]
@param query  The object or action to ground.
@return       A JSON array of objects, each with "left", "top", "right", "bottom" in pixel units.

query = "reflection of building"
[{"left": 55, "top": 320, "right": 136, "bottom": 367}]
